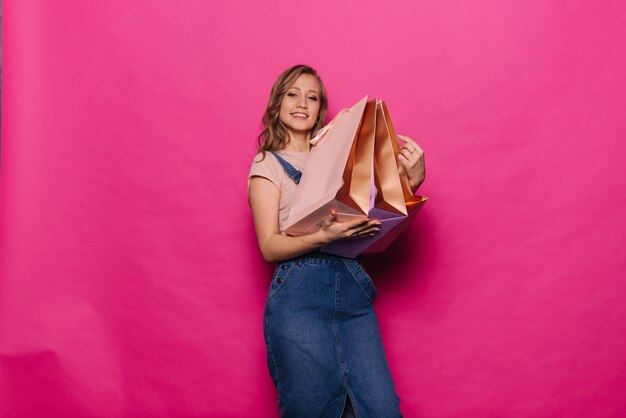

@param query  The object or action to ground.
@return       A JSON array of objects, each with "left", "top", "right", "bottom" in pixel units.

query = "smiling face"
[{"left": 279, "top": 74, "right": 322, "bottom": 139}]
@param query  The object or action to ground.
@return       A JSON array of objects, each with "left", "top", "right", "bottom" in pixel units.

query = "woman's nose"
[{"left": 296, "top": 96, "right": 308, "bottom": 108}]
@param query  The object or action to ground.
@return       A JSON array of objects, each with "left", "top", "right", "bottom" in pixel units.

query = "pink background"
[{"left": 2, "top": 0, "right": 626, "bottom": 417}]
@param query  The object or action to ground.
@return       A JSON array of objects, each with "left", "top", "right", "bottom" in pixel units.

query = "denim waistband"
[{"left": 289, "top": 249, "right": 362, "bottom": 266}]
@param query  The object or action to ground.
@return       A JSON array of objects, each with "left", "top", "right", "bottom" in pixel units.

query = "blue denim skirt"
[{"left": 263, "top": 251, "right": 402, "bottom": 417}]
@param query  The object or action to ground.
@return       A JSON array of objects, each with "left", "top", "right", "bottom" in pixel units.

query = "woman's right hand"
[{"left": 314, "top": 209, "right": 381, "bottom": 245}]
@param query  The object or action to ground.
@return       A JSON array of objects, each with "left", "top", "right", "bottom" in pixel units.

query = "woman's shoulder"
[
  {"left": 248, "top": 151, "right": 282, "bottom": 180},
  {"left": 247, "top": 150, "right": 285, "bottom": 197},
  {"left": 250, "top": 150, "right": 280, "bottom": 168}
]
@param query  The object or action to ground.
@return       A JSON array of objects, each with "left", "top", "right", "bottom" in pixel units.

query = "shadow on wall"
[{"left": 362, "top": 209, "right": 436, "bottom": 299}]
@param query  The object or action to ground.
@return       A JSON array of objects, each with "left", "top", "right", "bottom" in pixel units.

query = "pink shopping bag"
[{"left": 284, "top": 96, "right": 374, "bottom": 236}]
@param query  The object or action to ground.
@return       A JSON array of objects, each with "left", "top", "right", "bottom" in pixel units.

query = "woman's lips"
[{"left": 291, "top": 113, "right": 308, "bottom": 119}]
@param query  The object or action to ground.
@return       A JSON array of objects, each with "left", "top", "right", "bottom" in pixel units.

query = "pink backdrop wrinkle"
[{"left": 2, "top": 0, "right": 626, "bottom": 417}]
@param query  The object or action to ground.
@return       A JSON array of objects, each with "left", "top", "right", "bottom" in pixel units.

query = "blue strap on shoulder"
[{"left": 268, "top": 151, "right": 302, "bottom": 185}]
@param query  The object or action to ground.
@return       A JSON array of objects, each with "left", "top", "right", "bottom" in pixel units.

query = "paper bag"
[
  {"left": 362, "top": 100, "right": 427, "bottom": 253},
  {"left": 320, "top": 100, "right": 427, "bottom": 257},
  {"left": 284, "top": 96, "right": 374, "bottom": 235},
  {"left": 285, "top": 97, "right": 427, "bottom": 258}
]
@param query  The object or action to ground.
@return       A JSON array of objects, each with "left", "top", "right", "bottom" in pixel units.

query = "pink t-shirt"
[{"left": 247, "top": 150, "right": 310, "bottom": 234}]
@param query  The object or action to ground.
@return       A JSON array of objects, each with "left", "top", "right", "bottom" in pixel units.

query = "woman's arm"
[{"left": 249, "top": 176, "right": 380, "bottom": 263}]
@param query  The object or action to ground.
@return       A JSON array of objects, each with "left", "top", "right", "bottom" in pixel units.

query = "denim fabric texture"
[
  {"left": 269, "top": 151, "right": 303, "bottom": 184},
  {"left": 263, "top": 252, "right": 402, "bottom": 417}
]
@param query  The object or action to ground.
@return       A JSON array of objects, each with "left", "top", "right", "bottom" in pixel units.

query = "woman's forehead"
[{"left": 289, "top": 74, "right": 320, "bottom": 93}]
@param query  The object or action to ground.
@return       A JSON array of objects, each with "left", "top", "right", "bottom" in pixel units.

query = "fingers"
[
  {"left": 397, "top": 153, "right": 409, "bottom": 172},
  {"left": 346, "top": 219, "right": 381, "bottom": 239},
  {"left": 397, "top": 151, "right": 422, "bottom": 193},
  {"left": 398, "top": 135, "right": 424, "bottom": 157},
  {"left": 398, "top": 150, "right": 420, "bottom": 172},
  {"left": 328, "top": 208, "right": 337, "bottom": 222},
  {"left": 319, "top": 210, "right": 381, "bottom": 239},
  {"left": 348, "top": 227, "right": 380, "bottom": 239},
  {"left": 403, "top": 143, "right": 423, "bottom": 156},
  {"left": 319, "top": 209, "right": 338, "bottom": 228},
  {"left": 320, "top": 209, "right": 365, "bottom": 229},
  {"left": 398, "top": 134, "right": 417, "bottom": 146},
  {"left": 399, "top": 148, "right": 415, "bottom": 164},
  {"left": 398, "top": 134, "right": 421, "bottom": 150},
  {"left": 340, "top": 219, "right": 371, "bottom": 237},
  {"left": 345, "top": 217, "right": 373, "bottom": 229},
  {"left": 358, "top": 224, "right": 381, "bottom": 235}
]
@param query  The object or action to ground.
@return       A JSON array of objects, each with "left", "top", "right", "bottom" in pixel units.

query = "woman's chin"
[{"left": 286, "top": 125, "right": 315, "bottom": 135}]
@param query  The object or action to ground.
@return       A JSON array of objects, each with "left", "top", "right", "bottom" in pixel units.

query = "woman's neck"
[{"left": 284, "top": 132, "right": 312, "bottom": 152}]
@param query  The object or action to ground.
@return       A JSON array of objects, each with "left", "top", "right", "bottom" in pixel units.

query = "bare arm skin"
[{"left": 249, "top": 176, "right": 380, "bottom": 263}]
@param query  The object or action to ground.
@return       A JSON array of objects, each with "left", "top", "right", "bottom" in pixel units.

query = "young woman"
[{"left": 248, "top": 64, "right": 425, "bottom": 418}]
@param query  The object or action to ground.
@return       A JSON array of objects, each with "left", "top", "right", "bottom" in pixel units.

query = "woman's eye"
[
  {"left": 287, "top": 92, "right": 297, "bottom": 97},
  {"left": 308, "top": 96, "right": 318, "bottom": 101}
]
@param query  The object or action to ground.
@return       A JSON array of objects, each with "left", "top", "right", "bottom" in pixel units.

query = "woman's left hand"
[{"left": 397, "top": 134, "right": 425, "bottom": 194}]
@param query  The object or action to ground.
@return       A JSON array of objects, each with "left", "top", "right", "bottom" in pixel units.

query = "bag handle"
[{"left": 309, "top": 108, "right": 352, "bottom": 147}]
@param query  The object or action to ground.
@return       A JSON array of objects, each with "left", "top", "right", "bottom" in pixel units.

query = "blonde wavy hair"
[{"left": 256, "top": 65, "right": 328, "bottom": 160}]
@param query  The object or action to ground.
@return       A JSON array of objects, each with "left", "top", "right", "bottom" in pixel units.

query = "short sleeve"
[{"left": 247, "top": 152, "right": 283, "bottom": 197}]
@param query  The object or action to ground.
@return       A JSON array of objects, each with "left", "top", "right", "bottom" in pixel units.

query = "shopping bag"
[
  {"left": 284, "top": 96, "right": 375, "bottom": 235},
  {"left": 362, "top": 100, "right": 428, "bottom": 253},
  {"left": 320, "top": 100, "right": 427, "bottom": 257}
]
